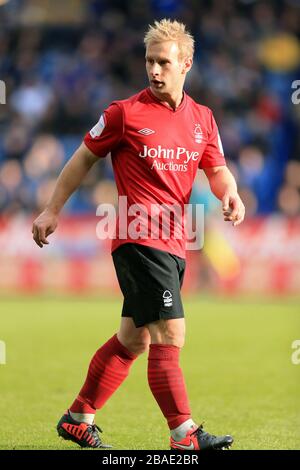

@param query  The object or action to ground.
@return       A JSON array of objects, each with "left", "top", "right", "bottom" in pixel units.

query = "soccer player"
[{"left": 32, "top": 19, "right": 245, "bottom": 450}]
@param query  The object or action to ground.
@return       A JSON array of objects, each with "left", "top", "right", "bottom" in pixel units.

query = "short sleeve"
[
  {"left": 199, "top": 110, "right": 226, "bottom": 169},
  {"left": 84, "top": 103, "right": 124, "bottom": 158}
]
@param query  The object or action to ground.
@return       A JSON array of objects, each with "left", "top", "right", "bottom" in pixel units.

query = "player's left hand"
[{"left": 222, "top": 193, "right": 245, "bottom": 227}]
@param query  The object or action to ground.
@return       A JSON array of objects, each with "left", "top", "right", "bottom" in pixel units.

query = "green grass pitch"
[{"left": 0, "top": 296, "right": 299, "bottom": 450}]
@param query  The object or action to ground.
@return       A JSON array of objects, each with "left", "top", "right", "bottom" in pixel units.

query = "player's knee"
[
  {"left": 165, "top": 331, "right": 185, "bottom": 349},
  {"left": 119, "top": 334, "right": 150, "bottom": 355},
  {"left": 151, "top": 330, "right": 185, "bottom": 348},
  {"left": 127, "top": 338, "right": 149, "bottom": 355},
  {"left": 148, "top": 319, "right": 185, "bottom": 349},
  {"left": 134, "top": 339, "right": 150, "bottom": 355}
]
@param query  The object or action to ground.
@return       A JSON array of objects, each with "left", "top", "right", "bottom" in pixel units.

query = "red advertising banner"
[{"left": 0, "top": 215, "right": 299, "bottom": 295}]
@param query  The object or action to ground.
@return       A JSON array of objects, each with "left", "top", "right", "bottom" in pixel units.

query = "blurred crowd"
[{"left": 0, "top": 0, "right": 300, "bottom": 217}]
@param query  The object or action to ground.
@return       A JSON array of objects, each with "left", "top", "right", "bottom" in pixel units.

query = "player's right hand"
[{"left": 32, "top": 210, "right": 58, "bottom": 248}]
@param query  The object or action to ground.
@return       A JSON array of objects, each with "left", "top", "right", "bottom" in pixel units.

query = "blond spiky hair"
[{"left": 144, "top": 19, "right": 194, "bottom": 60}]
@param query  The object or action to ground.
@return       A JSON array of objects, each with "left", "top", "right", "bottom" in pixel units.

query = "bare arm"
[
  {"left": 32, "top": 143, "right": 99, "bottom": 247},
  {"left": 204, "top": 165, "right": 245, "bottom": 226}
]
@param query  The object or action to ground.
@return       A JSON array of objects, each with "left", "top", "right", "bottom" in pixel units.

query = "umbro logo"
[{"left": 138, "top": 128, "right": 155, "bottom": 135}]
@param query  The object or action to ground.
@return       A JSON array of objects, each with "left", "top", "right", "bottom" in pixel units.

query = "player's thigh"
[
  {"left": 113, "top": 244, "right": 186, "bottom": 328},
  {"left": 117, "top": 317, "right": 150, "bottom": 355},
  {"left": 146, "top": 317, "right": 186, "bottom": 348}
]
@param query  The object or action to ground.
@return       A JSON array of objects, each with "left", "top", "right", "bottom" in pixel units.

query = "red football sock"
[
  {"left": 148, "top": 344, "right": 191, "bottom": 429},
  {"left": 70, "top": 334, "right": 137, "bottom": 414}
]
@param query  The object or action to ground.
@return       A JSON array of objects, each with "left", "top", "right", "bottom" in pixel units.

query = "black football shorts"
[{"left": 112, "top": 243, "right": 186, "bottom": 328}]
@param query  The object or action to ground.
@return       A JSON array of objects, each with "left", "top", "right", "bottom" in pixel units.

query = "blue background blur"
[{"left": 0, "top": 0, "right": 299, "bottom": 217}]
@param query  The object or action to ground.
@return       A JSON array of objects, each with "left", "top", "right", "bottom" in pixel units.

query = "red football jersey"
[{"left": 84, "top": 87, "right": 226, "bottom": 258}]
